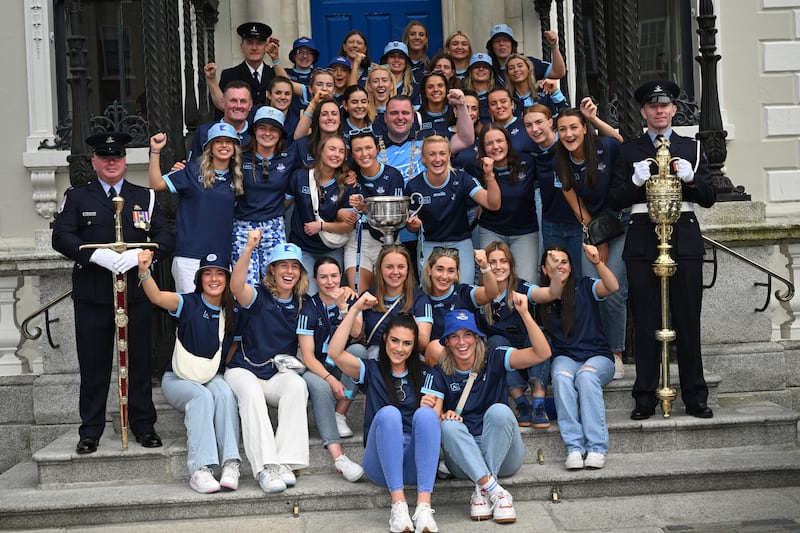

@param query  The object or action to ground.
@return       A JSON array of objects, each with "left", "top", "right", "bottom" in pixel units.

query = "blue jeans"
[
  {"left": 441, "top": 403, "right": 524, "bottom": 481},
  {"left": 580, "top": 214, "right": 629, "bottom": 353},
  {"left": 362, "top": 406, "right": 441, "bottom": 493},
  {"left": 551, "top": 355, "right": 614, "bottom": 454},
  {"left": 301, "top": 248, "right": 344, "bottom": 295},
  {"left": 161, "top": 371, "right": 241, "bottom": 474},
  {"left": 303, "top": 366, "right": 344, "bottom": 446},
  {"left": 506, "top": 359, "right": 551, "bottom": 391},
  {"left": 420, "top": 238, "right": 475, "bottom": 288},
  {"left": 477, "top": 227, "right": 539, "bottom": 283},
  {"left": 540, "top": 218, "right": 584, "bottom": 279}
]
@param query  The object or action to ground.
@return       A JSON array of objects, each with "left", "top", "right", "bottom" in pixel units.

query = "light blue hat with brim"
[
  {"left": 203, "top": 122, "right": 241, "bottom": 149},
  {"left": 269, "top": 242, "right": 305, "bottom": 270}
]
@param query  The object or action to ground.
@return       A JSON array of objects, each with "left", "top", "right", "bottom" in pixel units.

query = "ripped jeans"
[{"left": 550, "top": 355, "right": 614, "bottom": 455}]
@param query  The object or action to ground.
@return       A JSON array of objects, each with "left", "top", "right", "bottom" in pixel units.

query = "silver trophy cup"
[{"left": 364, "top": 193, "right": 424, "bottom": 245}]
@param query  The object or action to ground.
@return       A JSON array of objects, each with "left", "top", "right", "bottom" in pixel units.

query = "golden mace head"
[{"left": 645, "top": 136, "right": 683, "bottom": 225}]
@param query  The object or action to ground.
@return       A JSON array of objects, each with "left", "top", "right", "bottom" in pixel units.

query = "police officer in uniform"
[
  {"left": 52, "top": 132, "right": 174, "bottom": 454},
  {"left": 608, "top": 80, "right": 716, "bottom": 420},
  {"left": 219, "top": 22, "right": 278, "bottom": 108}
]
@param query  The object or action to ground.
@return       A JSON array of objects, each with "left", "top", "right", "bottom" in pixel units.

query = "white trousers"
[{"left": 224, "top": 367, "right": 310, "bottom": 478}]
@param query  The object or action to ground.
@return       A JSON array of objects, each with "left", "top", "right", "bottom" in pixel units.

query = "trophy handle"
[{"left": 408, "top": 192, "right": 424, "bottom": 218}]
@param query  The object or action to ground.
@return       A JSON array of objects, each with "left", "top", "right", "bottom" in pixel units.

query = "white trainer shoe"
[
  {"left": 334, "top": 454, "right": 364, "bottom": 482},
  {"left": 389, "top": 500, "right": 414, "bottom": 533},
  {"left": 189, "top": 466, "right": 220, "bottom": 494},
  {"left": 469, "top": 486, "right": 491, "bottom": 521},
  {"left": 565, "top": 450, "right": 585, "bottom": 470},
  {"left": 489, "top": 489, "right": 516, "bottom": 524},
  {"left": 278, "top": 464, "right": 296, "bottom": 486},
  {"left": 219, "top": 459, "right": 240, "bottom": 490},
  {"left": 258, "top": 465, "right": 287, "bottom": 493},
  {"left": 584, "top": 452, "right": 607, "bottom": 469},
  {"left": 335, "top": 412, "right": 354, "bottom": 438},
  {"left": 412, "top": 502, "right": 438, "bottom": 533},
  {"left": 613, "top": 355, "right": 624, "bottom": 379}
]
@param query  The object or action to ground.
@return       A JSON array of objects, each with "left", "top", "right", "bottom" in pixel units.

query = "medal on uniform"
[{"left": 132, "top": 209, "right": 151, "bottom": 230}]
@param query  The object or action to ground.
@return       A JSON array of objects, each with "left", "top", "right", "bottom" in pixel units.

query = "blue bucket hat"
[
  {"left": 328, "top": 55, "right": 352, "bottom": 70},
  {"left": 289, "top": 36, "right": 320, "bottom": 64},
  {"left": 194, "top": 252, "right": 232, "bottom": 293},
  {"left": 269, "top": 242, "right": 305, "bottom": 270},
  {"left": 253, "top": 106, "right": 286, "bottom": 132},
  {"left": 380, "top": 41, "right": 410, "bottom": 64},
  {"left": 486, "top": 23, "right": 518, "bottom": 50},
  {"left": 468, "top": 52, "right": 493, "bottom": 70},
  {"left": 439, "top": 309, "right": 485, "bottom": 345},
  {"left": 203, "top": 122, "right": 241, "bottom": 149}
]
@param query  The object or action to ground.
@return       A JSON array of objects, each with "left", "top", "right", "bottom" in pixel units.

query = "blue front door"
[{"left": 310, "top": 0, "right": 443, "bottom": 65}]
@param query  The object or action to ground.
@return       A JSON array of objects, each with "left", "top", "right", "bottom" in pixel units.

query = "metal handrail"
[
  {"left": 702, "top": 236, "right": 794, "bottom": 312},
  {"left": 20, "top": 289, "right": 72, "bottom": 348}
]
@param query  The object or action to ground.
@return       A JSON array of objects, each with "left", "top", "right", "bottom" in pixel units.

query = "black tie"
[
  {"left": 656, "top": 134, "right": 666, "bottom": 147},
  {"left": 252, "top": 70, "right": 259, "bottom": 84},
  {"left": 108, "top": 186, "right": 117, "bottom": 199}
]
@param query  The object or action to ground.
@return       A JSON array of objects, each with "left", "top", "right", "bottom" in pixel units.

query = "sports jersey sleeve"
[
  {"left": 421, "top": 366, "right": 446, "bottom": 399},
  {"left": 168, "top": 293, "right": 186, "bottom": 318}
]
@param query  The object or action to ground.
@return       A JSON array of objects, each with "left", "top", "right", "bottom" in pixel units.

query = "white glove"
[
  {"left": 632, "top": 160, "right": 651, "bottom": 187},
  {"left": 90, "top": 249, "right": 121, "bottom": 273},
  {"left": 112, "top": 248, "right": 143, "bottom": 274},
  {"left": 674, "top": 158, "right": 695, "bottom": 183}
]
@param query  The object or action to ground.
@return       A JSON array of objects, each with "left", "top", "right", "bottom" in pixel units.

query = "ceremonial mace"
[
  {"left": 645, "top": 137, "right": 682, "bottom": 418},
  {"left": 80, "top": 195, "right": 158, "bottom": 449}
]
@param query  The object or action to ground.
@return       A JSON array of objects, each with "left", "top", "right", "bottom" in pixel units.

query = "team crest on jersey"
[
  {"left": 132, "top": 209, "right": 151, "bottom": 230},
  {"left": 449, "top": 382, "right": 462, "bottom": 393},
  {"left": 276, "top": 163, "right": 286, "bottom": 172},
  {"left": 329, "top": 193, "right": 338, "bottom": 203},
  {"left": 376, "top": 185, "right": 386, "bottom": 195},
  {"left": 510, "top": 127, "right": 519, "bottom": 136},
  {"left": 598, "top": 161, "right": 606, "bottom": 171},
  {"left": 301, "top": 186, "right": 311, "bottom": 194},
  {"left": 554, "top": 175, "right": 563, "bottom": 188}
]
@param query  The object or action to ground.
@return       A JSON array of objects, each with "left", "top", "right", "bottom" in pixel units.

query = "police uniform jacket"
[
  {"left": 52, "top": 179, "right": 174, "bottom": 305},
  {"left": 608, "top": 131, "right": 716, "bottom": 262},
  {"left": 219, "top": 61, "right": 275, "bottom": 108}
]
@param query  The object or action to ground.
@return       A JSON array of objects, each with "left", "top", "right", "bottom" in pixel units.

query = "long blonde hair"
[
  {"left": 504, "top": 53, "right": 537, "bottom": 95},
  {"left": 263, "top": 261, "right": 309, "bottom": 312},
  {"left": 199, "top": 141, "right": 244, "bottom": 195},
  {"left": 439, "top": 335, "right": 487, "bottom": 376},
  {"left": 421, "top": 250, "right": 461, "bottom": 295},
  {"left": 481, "top": 241, "right": 519, "bottom": 326},
  {"left": 366, "top": 65, "right": 398, "bottom": 122}
]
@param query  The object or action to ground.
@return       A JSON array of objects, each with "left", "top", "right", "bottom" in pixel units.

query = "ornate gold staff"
[
  {"left": 80, "top": 195, "right": 158, "bottom": 449},
  {"left": 645, "top": 137, "right": 681, "bottom": 417}
]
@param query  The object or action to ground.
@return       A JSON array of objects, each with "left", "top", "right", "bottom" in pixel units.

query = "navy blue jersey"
[
  {"left": 166, "top": 293, "right": 237, "bottom": 373},
  {"left": 477, "top": 280, "right": 535, "bottom": 347},
  {"left": 418, "top": 106, "right": 454, "bottom": 138},
  {"left": 296, "top": 293, "right": 350, "bottom": 364},
  {"left": 422, "top": 346, "right": 514, "bottom": 435},
  {"left": 163, "top": 162, "right": 236, "bottom": 260},
  {"left": 536, "top": 276, "right": 611, "bottom": 362},
  {"left": 362, "top": 289, "right": 433, "bottom": 347},
  {"left": 237, "top": 150, "right": 297, "bottom": 221},
  {"left": 503, "top": 116, "right": 538, "bottom": 158},
  {"left": 494, "top": 56, "right": 551, "bottom": 87},
  {"left": 404, "top": 169, "right": 484, "bottom": 242},
  {"left": 410, "top": 59, "right": 427, "bottom": 83},
  {"left": 286, "top": 168, "right": 356, "bottom": 255},
  {"left": 429, "top": 284, "right": 481, "bottom": 340},
  {"left": 451, "top": 136, "right": 479, "bottom": 172},
  {"left": 289, "top": 136, "right": 316, "bottom": 168},
  {"left": 476, "top": 90, "right": 491, "bottom": 124},
  {"left": 475, "top": 160, "right": 538, "bottom": 235},
  {"left": 227, "top": 287, "right": 303, "bottom": 380},
  {"left": 533, "top": 139, "right": 576, "bottom": 223},
  {"left": 356, "top": 359, "right": 418, "bottom": 443},
  {"left": 286, "top": 67, "right": 313, "bottom": 86},
  {"left": 569, "top": 136, "right": 620, "bottom": 216}
]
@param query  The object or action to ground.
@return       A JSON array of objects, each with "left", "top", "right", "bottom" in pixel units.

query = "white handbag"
[{"left": 171, "top": 310, "right": 224, "bottom": 384}]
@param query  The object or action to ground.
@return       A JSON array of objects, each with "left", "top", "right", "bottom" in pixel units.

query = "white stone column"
[
  {"left": 780, "top": 243, "right": 800, "bottom": 339},
  {"left": 24, "top": 0, "right": 57, "bottom": 153},
  {"left": 0, "top": 275, "right": 23, "bottom": 376}
]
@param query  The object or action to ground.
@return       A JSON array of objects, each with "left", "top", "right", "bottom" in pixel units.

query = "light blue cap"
[
  {"left": 381, "top": 41, "right": 410, "bottom": 63},
  {"left": 469, "top": 53, "right": 493, "bottom": 69},
  {"left": 487, "top": 23, "right": 518, "bottom": 49},
  {"left": 203, "top": 122, "right": 241, "bottom": 149},
  {"left": 269, "top": 242, "right": 305, "bottom": 270},
  {"left": 253, "top": 106, "right": 286, "bottom": 131}
]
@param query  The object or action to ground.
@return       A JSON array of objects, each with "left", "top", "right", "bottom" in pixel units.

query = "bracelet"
[
  {"left": 303, "top": 110, "right": 313, "bottom": 119},
  {"left": 150, "top": 151, "right": 160, "bottom": 155},
  {"left": 323, "top": 373, "right": 332, "bottom": 381},
  {"left": 592, "top": 260, "right": 601, "bottom": 265},
  {"left": 339, "top": 306, "right": 349, "bottom": 315},
  {"left": 480, "top": 266, "right": 491, "bottom": 274},
  {"left": 137, "top": 270, "right": 152, "bottom": 281},
  {"left": 272, "top": 59, "right": 281, "bottom": 66},
  {"left": 320, "top": 221, "right": 324, "bottom": 231}
]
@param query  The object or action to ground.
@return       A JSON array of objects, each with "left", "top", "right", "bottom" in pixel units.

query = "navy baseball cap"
[
  {"left": 439, "top": 309, "right": 485, "bottom": 345},
  {"left": 237, "top": 22, "right": 272, "bottom": 41},
  {"left": 328, "top": 55, "right": 352, "bottom": 70},
  {"left": 194, "top": 252, "right": 232, "bottom": 293},
  {"left": 86, "top": 132, "right": 132, "bottom": 157}
]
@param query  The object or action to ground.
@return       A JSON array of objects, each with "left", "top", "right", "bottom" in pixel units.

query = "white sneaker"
[
  {"left": 412, "top": 502, "right": 438, "bottom": 533},
  {"left": 469, "top": 486, "right": 491, "bottom": 521},
  {"left": 334, "top": 454, "right": 364, "bottom": 482},
  {"left": 389, "top": 500, "right": 414, "bottom": 533},
  {"left": 278, "top": 464, "right": 296, "bottom": 486},
  {"left": 258, "top": 465, "right": 287, "bottom": 493},
  {"left": 565, "top": 450, "right": 585, "bottom": 470},
  {"left": 584, "top": 451, "right": 607, "bottom": 469},
  {"left": 335, "top": 412, "right": 354, "bottom": 438},
  {"left": 219, "top": 459, "right": 240, "bottom": 490},
  {"left": 436, "top": 458, "right": 453, "bottom": 480},
  {"left": 189, "top": 466, "right": 220, "bottom": 494},
  {"left": 489, "top": 489, "right": 516, "bottom": 524},
  {"left": 613, "top": 355, "right": 624, "bottom": 379}
]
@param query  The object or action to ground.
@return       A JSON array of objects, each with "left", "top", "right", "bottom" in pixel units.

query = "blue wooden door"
[{"left": 310, "top": 0, "right": 443, "bottom": 65}]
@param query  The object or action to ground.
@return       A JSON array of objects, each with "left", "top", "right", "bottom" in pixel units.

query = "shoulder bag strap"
[
  {"left": 365, "top": 297, "right": 403, "bottom": 345},
  {"left": 455, "top": 371, "right": 478, "bottom": 415}
]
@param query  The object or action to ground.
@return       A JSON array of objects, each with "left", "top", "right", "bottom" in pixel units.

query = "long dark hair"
[
  {"left": 419, "top": 71, "right": 450, "bottom": 115},
  {"left": 537, "top": 246, "right": 577, "bottom": 338},
  {"left": 554, "top": 107, "right": 599, "bottom": 190},
  {"left": 308, "top": 98, "right": 343, "bottom": 162},
  {"left": 378, "top": 314, "right": 422, "bottom": 408},
  {"left": 195, "top": 268, "right": 235, "bottom": 335},
  {"left": 477, "top": 123, "right": 523, "bottom": 184}
]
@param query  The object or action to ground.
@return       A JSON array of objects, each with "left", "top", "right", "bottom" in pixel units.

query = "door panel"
[{"left": 311, "top": 0, "right": 443, "bottom": 64}]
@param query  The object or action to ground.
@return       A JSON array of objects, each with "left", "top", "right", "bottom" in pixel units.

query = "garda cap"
[
  {"left": 634, "top": 80, "right": 680, "bottom": 106},
  {"left": 87, "top": 132, "right": 132, "bottom": 157},
  {"left": 237, "top": 22, "right": 272, "bottom": 42}
]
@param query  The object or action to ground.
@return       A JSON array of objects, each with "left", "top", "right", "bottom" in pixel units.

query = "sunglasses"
[
  {"left": 347, "top": 126, "right": 374, "bottom": 136},
  {"left": 313, "top": 67, "right": 334, "bottom": 75},
  {"left": 491, "top": 300, "right": 503, "bottom": 322},
  {"left": 395, "top": 378, "right": 407, "bottom": 403},
  {"left": 259, "top": 159, "right": 270, "bottom": 182},
  {"left": 432, "top": 246, "right": 459, "bottom": 257},
  {"left": 368, "top": 64, "right": 391, "bottom": 72}
]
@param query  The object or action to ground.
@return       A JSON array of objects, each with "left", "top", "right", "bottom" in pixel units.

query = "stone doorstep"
[
  {"left": 3, "top": 446, "right": 800, "bottom": 530},
  {"left": 33, "top": 401, "right": 800, "bottom": 487}
]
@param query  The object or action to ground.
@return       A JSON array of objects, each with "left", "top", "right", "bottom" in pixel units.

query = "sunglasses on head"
[
  {"left": 347, "top": 126, "right": 374, "bottom": 136},
  {"left": 432, "top": 246, "right": 459, "bottom": 257}
]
